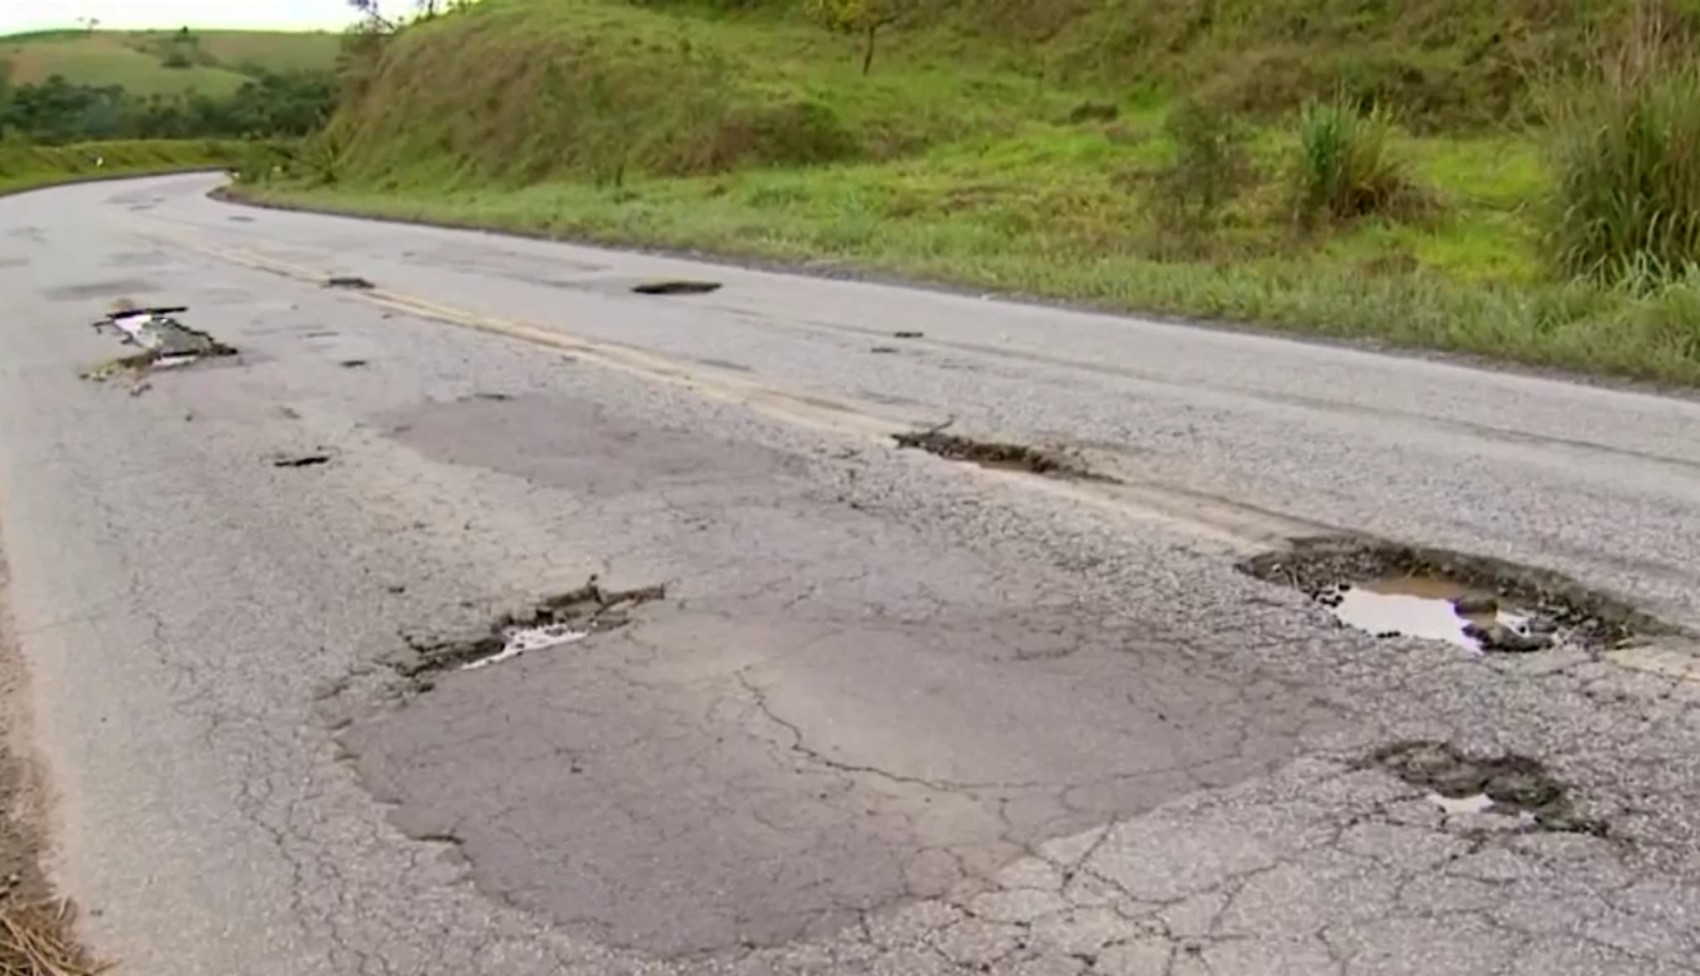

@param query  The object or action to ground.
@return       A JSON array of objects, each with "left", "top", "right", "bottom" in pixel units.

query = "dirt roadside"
[{"left": 0, "top": 546, "right": 108, "bottom": 973}]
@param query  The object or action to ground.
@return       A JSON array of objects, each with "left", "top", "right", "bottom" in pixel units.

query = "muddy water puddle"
[{"left": 1323, "top": 575, "right": 1549, "bottom": 653}]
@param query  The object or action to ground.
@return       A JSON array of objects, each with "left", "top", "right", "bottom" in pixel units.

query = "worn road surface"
[{"left": 3, "top": 173, "right": 1700, "bottom": 975}]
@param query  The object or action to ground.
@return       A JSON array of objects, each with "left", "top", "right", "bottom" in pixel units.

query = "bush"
[
  {"left": 1290, "top": 95, "right": 1416, "bottom": 224},
  {"left": 1543, "top": 50, "right": 1700, "bottom": 285},
  {"left": 1154, "top": 98, "right": 1251, "bottom": 234},
  {"left": 707, "top": 98, "right": 861, "bottom": 170}
]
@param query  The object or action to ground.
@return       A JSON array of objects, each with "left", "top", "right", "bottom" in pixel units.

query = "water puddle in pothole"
[
  {"left": 81, "top": 304, "right": 238, "bottom": 389},
  {"left": 1426, "top": 792, "right": 1495, "bottom": 816},
  {"left": 398, "top": 577, "right": 665, "bottom": 682},
  {"left": 1323, "top": 575, "right": 1553, "bottom": 653},
  {"left": 1238, "top": 537, "right": 1664, "bottom": 653},
  {"left": 460, "top": 623, "right": 590, "bottom": 671}
]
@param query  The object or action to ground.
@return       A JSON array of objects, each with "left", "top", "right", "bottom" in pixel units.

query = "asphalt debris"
[
  {"left": 325, "top": 276, "right": 375, "bottom": 290},
  {"left": 397, "top": 577, "right": 665, "bottom": 681},
  {"left": 1366, "top": 740, "right": 1607, "bottom": 835},
  {"left": 272, "top": 453, "right": 332, "bottom": 469},
  {"left": 339, "top": 359, "right": 370, "bottom": 369},
  {"left": 1239, "top": 535, "right": 1665, "bottom": 652},
  {"left": 631, "top": 280, "right": 722, "bottom": 295}
]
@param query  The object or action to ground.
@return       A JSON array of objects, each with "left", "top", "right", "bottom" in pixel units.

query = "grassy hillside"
[
  {"left": 242, "top": 0, "right": 1700, "bottom": 385},
  {"left": 0, "top": 29, "right": 340, "bottom": 96},
  {"left": 0, "top": 139, "right": 240, "bottom": 196}
]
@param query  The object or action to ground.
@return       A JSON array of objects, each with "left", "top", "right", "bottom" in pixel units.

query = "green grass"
[
  {"left": 326, "top": 0, "right": 1088, "bottom": 186},
  {"left": 0, "top": 140, "right": 240, "bottom": 196},
  {"left": 245, "top": 118, "right": 1700, "bottom": 385},
  {"left": 0, "top": 30, "right": 340, "bottom": 95},
  {"left": 239, "top": 0, "right": 1700, "bottom": 386}
]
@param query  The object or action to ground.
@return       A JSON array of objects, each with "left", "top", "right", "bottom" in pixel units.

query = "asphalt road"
[{"left": 2, "top": 173, "right": 1699, "bottom": 976}]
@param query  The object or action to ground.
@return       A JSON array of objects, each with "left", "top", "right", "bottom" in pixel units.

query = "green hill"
[
  {"left": 325, "top": 0, "right": 1683, "bottom": 187},
  {"left": 247, "top": 0, "right": 1700, "bottom": 385},
  {"left": 0, "top": 29, "right": 341, "bottom": 96}
]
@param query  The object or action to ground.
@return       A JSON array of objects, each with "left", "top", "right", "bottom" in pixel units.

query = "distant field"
[
  {"left": 0, "top": 29, "right": 341, "bottom": 96},
  {"left": 0, "top": 139, "right": 242, "bottom": 197}
]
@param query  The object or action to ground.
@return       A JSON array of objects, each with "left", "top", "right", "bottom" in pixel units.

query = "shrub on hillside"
[
  {"left": 1543, "top": 47, "right": 1700, "bottom": 285},
  {"left": 1154, "top": 98, "right": 1252, "bottom": 234},
  {"left": 1290, "top": 95, "right": 1420, "bottom": 225},
  {"left": 711, "top": 98, "right": 860, "bottom": 169}
]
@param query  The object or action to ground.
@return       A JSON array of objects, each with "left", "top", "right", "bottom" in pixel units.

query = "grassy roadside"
[
  {"left": 0, "top": 140, "right": 241, "bottom": 198},
  {"left": 242, "top": 0, "right": 1700, "bottom": 387},
  {"left": 236, "top": 133, "right": 1700, "bottom": 387}
]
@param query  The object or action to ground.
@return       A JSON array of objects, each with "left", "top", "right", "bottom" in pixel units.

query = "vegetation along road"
[{"left": 2, "top": 1, "right": 1700, "bottom": 974}]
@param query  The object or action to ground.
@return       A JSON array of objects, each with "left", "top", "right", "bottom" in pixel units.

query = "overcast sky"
[{"left": 1, "top": 0, "right": 354, "bottom": 34}]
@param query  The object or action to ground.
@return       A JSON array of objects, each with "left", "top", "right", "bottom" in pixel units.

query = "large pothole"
[
  {"left": 80, "top": 304, "right": 238, "bottom": 387},
  {"left": 892, "top": 426, "right": 1115, "bottom": 483},
  {"left": 1366, "top": 740, "right": 1606, "bottom": 835},
  {"left": 396, "top": 577, "right": 664, "bottom": 685},
  {"left": 1239, "top": 536, "right": 1667, "bottom": 653}
]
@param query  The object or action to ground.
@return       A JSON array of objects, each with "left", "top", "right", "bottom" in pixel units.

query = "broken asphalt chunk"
[
  {"left": 325, "top": 276, "right": 375, "bottom": 290},
  {"left": 272, "top": 453, "right": 332, "bottom": 469}
]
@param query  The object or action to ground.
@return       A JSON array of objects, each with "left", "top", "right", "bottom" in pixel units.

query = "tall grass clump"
[
  {"left": 1543, "top": 18, "right": 1700, "bottom": 286},
  {"left": 1290, "top": 95, "right": 1415, "bottom": 224}
]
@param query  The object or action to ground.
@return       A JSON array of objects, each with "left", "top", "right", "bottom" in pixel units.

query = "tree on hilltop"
[{"left": 803, "top": 0, "right": 910, "bottom": 76}]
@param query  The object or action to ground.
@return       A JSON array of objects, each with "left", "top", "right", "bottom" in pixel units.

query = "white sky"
[{"left": 1, "top": 0, "right": 355, "bottom": 34}]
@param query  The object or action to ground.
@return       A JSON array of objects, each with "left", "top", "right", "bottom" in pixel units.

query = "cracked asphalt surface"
[{"left": 1, "top": 174, "right": 1699, "bottom": 975}]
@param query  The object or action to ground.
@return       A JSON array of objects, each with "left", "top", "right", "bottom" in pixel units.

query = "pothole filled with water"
[
  {"left": 1240, "top": 536, "right": 1665, "bottom": 654},
  {"left": 1320, "top": 576, "right": 1552, "bottom": 653}
]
